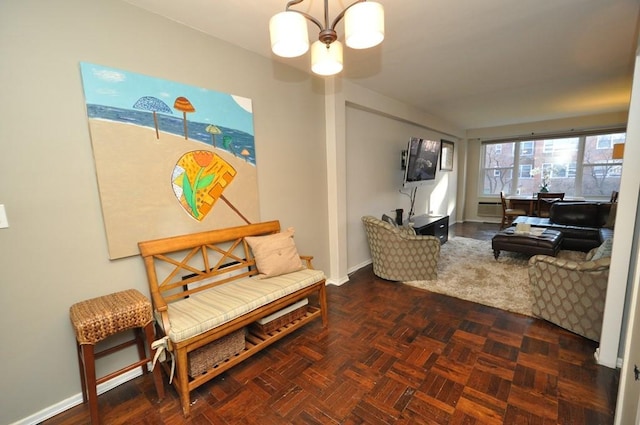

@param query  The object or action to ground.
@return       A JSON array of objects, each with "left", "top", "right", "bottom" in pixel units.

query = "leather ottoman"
[{"left": 491, "top": 228, "right": 563, "bottom": 259}]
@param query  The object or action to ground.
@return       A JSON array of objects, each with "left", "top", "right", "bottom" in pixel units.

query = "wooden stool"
[{"left": 69, "top": 289, "right": 164, "bottom": 424}]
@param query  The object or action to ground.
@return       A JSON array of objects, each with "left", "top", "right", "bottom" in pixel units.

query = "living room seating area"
[
  {"left": 512, "top": 201, "right": 615, "bottom": 252},
  {"left": 491, "top": 199, "right": 616, "bottom": 343}
]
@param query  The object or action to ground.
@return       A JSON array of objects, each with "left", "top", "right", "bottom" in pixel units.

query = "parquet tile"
[{"left": 41, "top": 223, "right": 619, "bottom": 424}]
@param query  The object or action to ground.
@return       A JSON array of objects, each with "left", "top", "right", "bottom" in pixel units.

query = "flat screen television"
[{"left": 402, "top": 137, "right": 440, "bottom": 188}]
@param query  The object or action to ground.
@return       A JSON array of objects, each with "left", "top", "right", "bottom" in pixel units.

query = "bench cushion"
[{"left": 161, "top": 268, "right": 325, "bottom": 343}]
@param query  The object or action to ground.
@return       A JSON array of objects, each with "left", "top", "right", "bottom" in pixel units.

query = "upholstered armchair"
[
  {"left": 361, "top": 215, "right": 440, "bottom": 281},
  {"left": 528, "top": 246, "right": 610, "bottom": 341}
]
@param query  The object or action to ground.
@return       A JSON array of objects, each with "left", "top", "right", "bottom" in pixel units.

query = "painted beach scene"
[{"left": 80, "top": 62, "right": 259, "bottom": 259}]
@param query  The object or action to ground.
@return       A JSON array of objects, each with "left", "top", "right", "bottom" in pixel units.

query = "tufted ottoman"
[
  {"left": 491, "top": 228, "right": 563, "bottom": 259},
  {"left": 69, "top": 289, "right": 164, "bottom": 424}
]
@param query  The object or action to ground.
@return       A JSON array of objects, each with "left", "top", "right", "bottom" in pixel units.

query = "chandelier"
[{"left": 269, "top": 0, "right": 384, "bottom": 76}]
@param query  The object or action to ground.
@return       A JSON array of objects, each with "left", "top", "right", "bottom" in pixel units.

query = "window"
[
  {"left": 596, "top": 135, "right": 613, "bottom": 149},
  {"left": 551, "top": 163, "right": 569, "bottom": 178},
  {"left": 596, "top": 133, "right": 625, "bottom": 150},
  {"left": 519, "top": 164, "right": 532, "bottom": 178},
  {"left": 480, "top": 131, "right": 624, "bottom": 197},
  {"left": 481, "top": 142, "right": 515, "bottom": 194}
]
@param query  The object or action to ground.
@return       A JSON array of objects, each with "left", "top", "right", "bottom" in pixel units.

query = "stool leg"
[
  {"left": 80, "top": 343, "right": 100, "bottom": 425},
  {"left": 134, "top": 328, "right": 147, "bottom": 375},
  {"left": 143, "top": 322, "right": 165, "bottom": 400},
  {"left": 76, "top": 343, "right": 88, "bottom": 403}
]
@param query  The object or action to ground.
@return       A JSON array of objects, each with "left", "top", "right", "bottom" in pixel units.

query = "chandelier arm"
[
  {"left": 329, "top": 0, "right": 366, "bottom": 30},
  {"left": 285, "top": 7, "right": 323, "bottom": 31},
  {"left": 285, "top": 0, "right": 305, "bottom": 7}
]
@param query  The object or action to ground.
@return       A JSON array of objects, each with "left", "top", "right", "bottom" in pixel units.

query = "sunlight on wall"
[{"left": 430, "top": 175, "right": 449, "bottom": 215}]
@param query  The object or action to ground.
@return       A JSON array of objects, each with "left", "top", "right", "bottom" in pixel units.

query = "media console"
[{"left": 410, "top": 214, "right": 449, "bottom": 244}]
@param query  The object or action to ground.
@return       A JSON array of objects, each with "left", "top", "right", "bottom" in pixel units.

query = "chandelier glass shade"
[
  {"left": 311, "top": 40, "right": 343, "bottom": 76},
  {"left": 269, "top": 0, "right": 384, "bottom": 76},
  {"left": 269, "top": 11, "right": 309, "bottom": 58},
  {"left": 345, "top": 2, "right": 385, "bottom": 49}
]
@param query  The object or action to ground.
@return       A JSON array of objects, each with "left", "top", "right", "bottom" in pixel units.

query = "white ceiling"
[{"left": 122, "top": 0, "right": 640, "bottom": 130}]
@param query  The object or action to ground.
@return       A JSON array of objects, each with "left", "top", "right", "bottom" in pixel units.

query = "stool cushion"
[{"left": 70, "top": 289, "right": 153, "bottom": 345}]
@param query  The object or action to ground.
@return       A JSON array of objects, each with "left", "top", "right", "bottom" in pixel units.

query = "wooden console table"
[{"left": 410, "top": 215, "right": 449, "bottom": 244}]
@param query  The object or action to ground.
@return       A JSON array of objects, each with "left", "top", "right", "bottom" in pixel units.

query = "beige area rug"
[{"left": 405, "top": 236, "right": 534, "bottom": 316}]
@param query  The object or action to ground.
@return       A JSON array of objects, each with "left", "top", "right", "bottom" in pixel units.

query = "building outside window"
[
  {"left": 480, "top": 132, "right": 624, "bottom": 198},
  {"left": 521, "top": 141, "right": 534, "bottom": 156}
]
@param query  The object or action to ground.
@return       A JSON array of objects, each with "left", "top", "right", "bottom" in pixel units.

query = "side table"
[{"left": 411, "top": 215, "right": 449, "bottom": 244}]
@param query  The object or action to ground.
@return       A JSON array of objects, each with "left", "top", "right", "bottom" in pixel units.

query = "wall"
[
  {"left": 318, "top": 80, "right": 464, "bottom": 281},
  {"left": 0, "top": 1, "right": 328, "bottom": 423},
  {"left": 345, "top": 105, "right": 460, "bottom": 272}
]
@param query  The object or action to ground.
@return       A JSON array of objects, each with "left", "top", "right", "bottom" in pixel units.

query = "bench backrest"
[{"left": 138, "top": 221, "right": 281, "bottom": 305}]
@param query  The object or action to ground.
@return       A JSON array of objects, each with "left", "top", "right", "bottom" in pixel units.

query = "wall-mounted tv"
[{"left": 402, "top": 137, "right": 441, "bottom": 188}]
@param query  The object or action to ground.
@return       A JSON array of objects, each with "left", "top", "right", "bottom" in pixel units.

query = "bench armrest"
[{"left": 300, "top": 255, "right": 315, "bottom": 269}]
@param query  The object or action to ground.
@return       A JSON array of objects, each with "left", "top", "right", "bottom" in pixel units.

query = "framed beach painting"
[
  {"left": 80, "top": 62, "right": 259, "bottom": 259},
  {"left": 440, "top": 140, "right": 454, "bottom": 171}
]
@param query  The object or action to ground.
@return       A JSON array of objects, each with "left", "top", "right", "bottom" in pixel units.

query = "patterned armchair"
[
  {"left": 528, "top": 247, "right": 610, "bottom": 341},
  {"left": 361, "top": 215, "right": 440, "bottom": 281}
]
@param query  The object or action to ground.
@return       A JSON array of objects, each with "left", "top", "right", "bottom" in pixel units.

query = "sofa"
[{"left": 513, "top": 202, "right": 615, "bottom": 252}]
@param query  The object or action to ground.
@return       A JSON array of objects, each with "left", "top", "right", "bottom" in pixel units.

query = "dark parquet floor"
[{"left": 43, "top": 222, "right": 619, "bottom": 424}]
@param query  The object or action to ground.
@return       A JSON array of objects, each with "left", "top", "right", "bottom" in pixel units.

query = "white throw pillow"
[{"left": 591, "top": 238, "right": 613, "bottom": 261}]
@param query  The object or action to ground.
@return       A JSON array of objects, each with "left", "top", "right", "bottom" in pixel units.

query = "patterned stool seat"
[
  {"left": 70, "top": 289, "right": 153, "bottom": 345},
  {"left": 69, "top": 289, "right": 164, "bottom": 424}
]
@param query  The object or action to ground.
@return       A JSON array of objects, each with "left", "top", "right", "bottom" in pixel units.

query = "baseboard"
[
  {"left": 10, "top": 367, "right": 145, "bottom": 425},
  {"left": 348, "top": 260, "right": 371, "bottom": 276},
  {"left": 326, "top": 276, "right": 349, "bottom": 286},
  {"left": 324, "top": 260, "right": 371, "bottom": 286},
  {"left": 593, "top": 347, "right": 623, "bottom": 369},
  {"left": 464, "top": 218, "right": 501, "bottom": 224}
]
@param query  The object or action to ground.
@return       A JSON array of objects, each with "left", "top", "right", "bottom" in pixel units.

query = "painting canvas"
[{"left": 80, "top": 63, "right": 259, "bottom": 259}]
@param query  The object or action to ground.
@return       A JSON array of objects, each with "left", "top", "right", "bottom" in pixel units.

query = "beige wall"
[
  {"left": 298, "top": 76, "right": 465, "bottom": 286},
  {"left": 345, "top": 105, "right": 460, "bottom": 271},
  {"left": 0, "top": 1, "right": 328, "bottom": 423}
]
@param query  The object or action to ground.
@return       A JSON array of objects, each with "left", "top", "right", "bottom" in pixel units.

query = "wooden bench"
[{"left": 138, "top": 221, "right": 328, "bottom": 417}]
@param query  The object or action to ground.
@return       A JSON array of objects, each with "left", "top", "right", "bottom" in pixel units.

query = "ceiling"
[{"left": 122, "top": 0, "right": 640, "bottom": 130}]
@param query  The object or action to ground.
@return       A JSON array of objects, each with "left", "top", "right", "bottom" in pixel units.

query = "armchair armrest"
[{"left": 529, "top": 254, "right": 610, "bottom": 272}]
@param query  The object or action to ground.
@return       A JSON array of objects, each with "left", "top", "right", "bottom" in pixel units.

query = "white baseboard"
[
  {"left": 348, "top": 260, "right": 371, "bottom": 275},
  {"left": 324, "top": 260, "right": 371, "bottom": 286},
  {"left": 326, "top": 276, "right": 349, "bottom": 286},
  {"left": 10, "top": 368, "right": 145, "bottom": 425}
]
